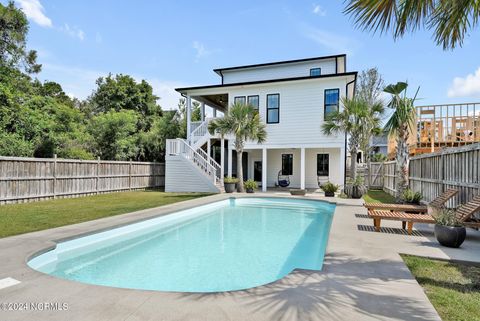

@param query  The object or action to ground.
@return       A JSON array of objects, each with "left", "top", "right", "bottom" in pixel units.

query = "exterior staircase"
[{"left": 165, "top": 137, "right": 223, "bottom": 193}]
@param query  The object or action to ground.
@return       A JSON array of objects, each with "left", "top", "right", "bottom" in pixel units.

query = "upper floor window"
[
  {"left": 324, "top": 89, "right": 339, "bottom": 120},
  {"left": 267, "top": 94, "right": 280, "bottom": 124},
  {"left": 282, "top": 154, "right": 293, "bottom": 175},
  {"left": 234, "top": 96, "right": 246, "bottom": 105},
  {"left": 310, "top": 68, "right": 321, "bottom": 77},
  {"left": 317, "top": 154, "right": 329, "bottom": 176},
  {"left": 247, "top": 95, "right": 259, "bottom": 111}
]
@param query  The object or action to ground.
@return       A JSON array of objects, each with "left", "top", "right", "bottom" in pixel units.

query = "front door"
[{"left": 254, "top": 161, "right": 262, "bottom": 182}]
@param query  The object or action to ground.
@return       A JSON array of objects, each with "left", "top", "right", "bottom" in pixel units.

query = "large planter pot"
[
  {"left": 224, "top": 182, "right": 237, "bottom": 193},
  {"left": 246, "top": 188, "right": 254, "bottom": 193},
  {"left": 324, "top": 191, "right": 335, "bottom": 197},
  {"left": 434, "top": 225, "right": 466, "bottom": 248},
  {"left": 290, "top": 189, "right": 306, "bottom": 196}
]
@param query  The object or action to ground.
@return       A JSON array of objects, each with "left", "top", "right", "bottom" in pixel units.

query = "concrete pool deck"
[{"left": 1, "top": 193, "right": 480, "bottom": 321}]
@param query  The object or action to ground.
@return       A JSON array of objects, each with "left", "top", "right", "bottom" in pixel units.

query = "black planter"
[
  {"left": 246, "top": 188, "right": 254, "bottom": 193},
  {"left": 224, "top": 182, "right": 237, "bottom": 193},
  {"left": 324, "top": 191, "right": 335, "bottom": 197},
  {"left": 434, "top": 225, "right": 466, "bottom": 248}
]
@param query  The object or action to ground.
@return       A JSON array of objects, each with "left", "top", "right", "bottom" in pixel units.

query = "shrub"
[
  {"left": 224, "top": 176, "right": 239, "bottom": 183},
  {"left": 321, "top": 182, "right": 339, "bottom": 193},
  {"left": 243, "top": 179, "right": 258, "bottom": 190},
  {"left": 402, "top": 188, "right": 423, "bottom": 204},
  {"left": 371, "top": 153, "right": 387, "bottom": 162},
  {"left": 433, "top": 207, "right": 462, "bottom": 227}
]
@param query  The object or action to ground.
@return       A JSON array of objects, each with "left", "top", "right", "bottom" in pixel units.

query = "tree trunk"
[
  {"left": 236, "top": 150, "right": 244, "bottom": 192},
  {"left": 350, "top": 149, "right": 357, "bottom": 181},
  {"left": 395, "top": 128, "right": 409, "bottom": 202}
]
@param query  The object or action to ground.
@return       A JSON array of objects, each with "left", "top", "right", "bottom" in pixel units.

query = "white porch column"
[
  {"left": 220, "top": 138, "right": 225, "bottom": 179},
  {"left": 213, "top": 108, "right": 217, "bottom": 118},
  {"left": 186, "top": 95, "right": 192, "bottom": 141},
  {"left": 300, "top": 148, "right": 305, "bottom": 190},
  {"left": 262, "top": 148, "right": 267, "bottom": 192},
  {"left": 200, "top": 102, "right": 205, "bottom": 121},
  {"left": 227, "top": 144, "right": 233, "bottom": 177}
]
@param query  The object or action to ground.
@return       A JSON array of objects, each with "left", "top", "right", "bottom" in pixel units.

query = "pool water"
[{"left": 29, "top": 198, "right": 335, "bottom": 292}]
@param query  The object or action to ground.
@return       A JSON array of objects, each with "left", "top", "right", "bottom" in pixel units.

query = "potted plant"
[
  {"left": 344, "top": 176, "right": 367, "bottom": 199},
  {"left": 243, "top": 179, "right": 257, "bottom": 193},
  {"left": 402, "top": 189, "right": 423, "bottom": 204},
  {"left": 223, "top": 177, "right": 238, "bottom": 193},
  {"left": 320, "top": 182, "right": 339, "bottom": 197},
  {"left": 433, "top": 207, "right": 466, "bottom": 248}
]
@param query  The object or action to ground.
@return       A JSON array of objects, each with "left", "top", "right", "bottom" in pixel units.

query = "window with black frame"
[
  {"left": 234, "top": 96, "right": 246, "bottom": 105},
  {"left": 267, "top": 94, "right": 279, "bottom": 123},
  {"left": 317, "top": 154, "right": 329, "bottom": 176},
  {"left": 247, "top": 95, "right": 259, "bottom": 111},
  {"left": 324, "top": 89, "right": 339, "bottom": 120},
  {"left": 310, "top": 68, "right": 321, "bottom": 76},
  {"left": 282, "top": 154, "right": 293, "bottom": 175}
]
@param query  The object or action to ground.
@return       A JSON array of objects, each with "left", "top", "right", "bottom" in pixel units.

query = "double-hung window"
[
  {"left": 234, "top": 96, "right": 246, "bottom": 105},
  {"left": 267, "top": 94, "right": 280, "bottom": 124},
  {"left": 324, "top": 89, "right": 339, "bottom": 120},
  {"left": 317, "top": 154, "right": 329, "bottom": 176},
  {"left": 247, "top": 95, "right": 259, "bottom": 111},
  {"left": 282, "top": 154, "right": 293, "bottom": 175}
]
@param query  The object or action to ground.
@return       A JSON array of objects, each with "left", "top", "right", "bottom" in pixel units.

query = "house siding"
[{"left": 222, "top": 59, "right": 337, "bottom": 84}]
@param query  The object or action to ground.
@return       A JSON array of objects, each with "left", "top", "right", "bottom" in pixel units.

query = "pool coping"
[{"left": 2, "top": 192, "right": 472, "bottom": 320}]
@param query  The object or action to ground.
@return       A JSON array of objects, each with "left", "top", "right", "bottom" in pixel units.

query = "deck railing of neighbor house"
[{"left": 0, "top": 156, "right": 165, "bottom": 205}]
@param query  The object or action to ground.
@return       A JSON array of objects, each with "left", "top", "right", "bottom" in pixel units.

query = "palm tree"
[
  {"left": 344, "top": 0, "right": 480, "bottom": 49},
  {"left": 208, "top": 102, "right": 267, "bottom": 192},
  {"left": 383, "top": 82, "right": 418, "bottom": 201},
  {"left": 322, "top": 97, "right": 384, "bottom": 182}
]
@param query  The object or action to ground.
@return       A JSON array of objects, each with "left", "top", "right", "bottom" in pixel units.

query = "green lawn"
[
  {"left": 402, "top": 255, "right": 480, "bottom": 321},
  {"left": 362, "top": 189, "right": 396, "bottom": 204},
  {"left": 0, "top": 191, "right": 211, "bottom": 238}
]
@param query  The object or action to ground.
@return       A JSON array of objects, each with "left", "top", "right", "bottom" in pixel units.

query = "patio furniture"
[
  {"left": 367, "top": 193, "right": 480, "bottom": 234},
  {"left": 363, "top": 188, "right": 458, "bottom": 214},
  {"left": 277, "top": 170, "right": 290, "bottom": 188}
]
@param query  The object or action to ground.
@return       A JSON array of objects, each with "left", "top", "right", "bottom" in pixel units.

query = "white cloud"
[
  {"left": 143, "top": 79, "right": 185, "bottom": 110},
  {"left": 448, "top": 67, "right": 480, "bottom": 98},
  {"left": 192, "top": 41, "right": 212, "bottom": 62},
  {"left": 60, "top": 24, "right": 85, "bottom": 41},
  {"left": 15, "top": 0, "right": 52, "bottom": 27},
  {"left": 312, "top": 4, "right": 326, "bottom": 16},
  {"left": 303, "top": 25, "right": 358, "bottom": 55}
]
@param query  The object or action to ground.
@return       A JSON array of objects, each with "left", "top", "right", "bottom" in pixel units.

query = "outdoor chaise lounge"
[
  {"left": 363, "top": 188, "right": 459, "bottom": 214},
  {"left": 367, "top": 193, "right": 480, "bottom": 235}
]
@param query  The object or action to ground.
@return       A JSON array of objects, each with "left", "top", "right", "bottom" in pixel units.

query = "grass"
[
  {"left": 0, "top": 190, "right": 211, "bottom": 238},
  {"left": 402, "top": 254, "right": 480, "bottom": 321},
  {"left": 362, "top": 189, "right": 396, "bottom": 204}
]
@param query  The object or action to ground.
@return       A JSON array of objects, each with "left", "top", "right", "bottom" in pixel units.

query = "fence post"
[
  {"left": 53, "top": 154, "right": 57, "bottom": 199},
  {"left": 440, "top": 151, "right": 445, "bottom": 193},
  {"left": 128, "top": 160, "right": 132, "bottom": 190},
  {"left": 96, "top": 157, "right": 100, "bottom": 194}
]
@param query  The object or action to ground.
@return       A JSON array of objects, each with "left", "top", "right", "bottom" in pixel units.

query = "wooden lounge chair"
[
  {"left": 364, "top": 188, "right": 458, "bottom": 214},
  {"left": 368, "top": 193, "right": 480, "bottom": 235}
]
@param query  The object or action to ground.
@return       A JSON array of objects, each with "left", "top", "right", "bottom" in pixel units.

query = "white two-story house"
[{"left": 165, "top": 54, "right": 357, "bottom": 193}]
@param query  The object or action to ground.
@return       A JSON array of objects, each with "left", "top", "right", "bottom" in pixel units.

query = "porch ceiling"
[{"left": 191, "top": 94, "right": 228, "bottom": 113}]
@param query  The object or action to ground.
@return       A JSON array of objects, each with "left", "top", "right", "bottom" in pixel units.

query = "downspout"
[{"left": 219, "top": 70, "right": 224, "bottom": 85}]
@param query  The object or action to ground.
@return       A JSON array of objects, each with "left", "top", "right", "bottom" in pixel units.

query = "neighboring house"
[
  {"left": 165, "top": 54, "right": 357, "bottom": 192},
  {"left": 371, "top": 133, "right": 389, "bottom": 156}
]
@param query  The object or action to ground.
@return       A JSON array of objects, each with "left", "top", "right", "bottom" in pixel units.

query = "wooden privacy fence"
[
  {"left": 0, "top": 156, "right": 165, "bottom": 205},
  {"left": 408, "top": 144, "right": 480, "bottom": 208}
]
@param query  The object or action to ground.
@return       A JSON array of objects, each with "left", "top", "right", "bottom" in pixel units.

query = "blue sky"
[{"left": 7, "top": 0, "right": 480, "bottom": 110}]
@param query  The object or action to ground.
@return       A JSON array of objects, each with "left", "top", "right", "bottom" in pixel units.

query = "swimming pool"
[{"left": 28, "top": 197, "right": 335, "bottom": 292}]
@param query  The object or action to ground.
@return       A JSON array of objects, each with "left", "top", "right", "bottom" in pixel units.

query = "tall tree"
[
  {"left": 208, "top": 103, "right": 267, "bottom": 192},
  {"left": 383, "top": 82, "right": 418, "bottom": 201},
  {"left": 322, "top": 97, "right": 383, "bottom": 183},
  {"left": 344, "top": 0, "right": 480, "bottom": 49},
  {"left": 0, "top": 1, "right": 41, "bottom": 73}
]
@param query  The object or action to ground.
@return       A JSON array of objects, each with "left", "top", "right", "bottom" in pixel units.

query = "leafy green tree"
[
  {"left": 383, "top": 82, "right": 418, "bottom": 201},
  {"left": 88, "top": 110, "right": 139, "bottom": 160},
  {"left": 344, "top": 0, "right": 480, "bottom": 49},
  {"left": 208, "top": 103, "right": 267, "bottom": 192},
  {"left": 322, "top": 97, "right": 383, "bottom": 182},
  {"left": 0, "top": 2, "right": 41, "bottom": 73},
  {"left": 177, "top": 98, "right": 202, "bottom": 138}
]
